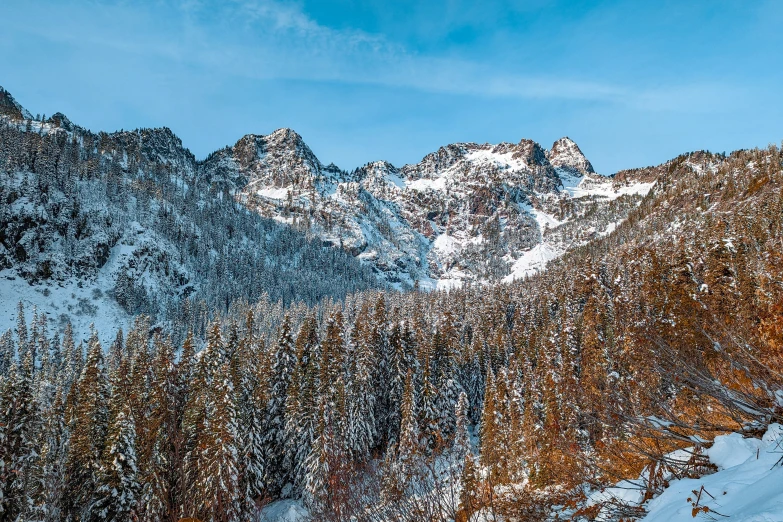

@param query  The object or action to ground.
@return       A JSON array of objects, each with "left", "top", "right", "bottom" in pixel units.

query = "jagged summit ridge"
[
  {"left": 218, "top": 126, "right": 653, "bottom": 288},
  {"left": 0, "top": 86, "right": 654, "bottom": 289}
]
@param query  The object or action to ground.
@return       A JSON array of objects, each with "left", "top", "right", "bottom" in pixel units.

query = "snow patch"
[
  {"left": 594, "top": 424, "right": 783, "bottom": 522},
  {"left": 503, "top": 243, "right": 562, "bottom": 283},
  {"left": 257, "top": 499, "right": 310, "bottom": 522}
]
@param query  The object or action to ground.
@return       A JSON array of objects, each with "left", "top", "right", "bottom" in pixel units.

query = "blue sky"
[{"left": 1, "top": 0, "right": 781, "bottom": 173}]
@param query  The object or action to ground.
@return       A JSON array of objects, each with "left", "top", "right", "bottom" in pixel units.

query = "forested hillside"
[
  {"left": 2, "top": 113, "right": 781, "bottom": 521},
  {"left": 0, "top": 86, "right": 381, "bottom": 343},
  {"left": 1, "top": 84, "right": 782, "bottom": 521}
]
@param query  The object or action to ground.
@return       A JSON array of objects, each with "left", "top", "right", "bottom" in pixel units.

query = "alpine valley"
[
  {"left": 1, "top": 84, "right": 783, "bottom": 522},
  {"left": 0, "top": 84, "right": 653, "bottom": 340}
]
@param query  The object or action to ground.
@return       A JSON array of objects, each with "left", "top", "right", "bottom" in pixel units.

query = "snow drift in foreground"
[
  {"left": 592, "top": 424, "right": 783, "bottom": 521},
  {"left": 641, "top": 424, "right": 783, "bottom": 521},
  {"left": 257, "top": 424, "right": 783, "bottom": 521}
]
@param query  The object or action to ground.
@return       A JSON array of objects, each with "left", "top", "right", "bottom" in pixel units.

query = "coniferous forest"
[{"left": 1, "top": 88, "right": 783, "bottom": 521}]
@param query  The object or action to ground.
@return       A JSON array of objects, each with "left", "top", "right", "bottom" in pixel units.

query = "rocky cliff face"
[
  {"left": 547, "top": 136, "right": 595, "bottom": 175},
  {"left": 218, "top": 131, "right": 654, "bottom": 288}
]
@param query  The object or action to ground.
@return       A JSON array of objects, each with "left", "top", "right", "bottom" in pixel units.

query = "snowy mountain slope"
[
  {"left": 0, "top": 85, "right": 659, "bottom": 295},
  {"left": 218, "top": 130, "right": 656, "bottom": 288},
  {"left": 0, "top": 85, "right": 33, "bottom": 120},
  {"left": 0, "top": 89, "right": 381, "bottom": 343}
]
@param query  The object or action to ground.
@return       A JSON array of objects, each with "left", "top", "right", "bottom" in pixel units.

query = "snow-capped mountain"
[
  {"left": 216, "top": 129, "right": 654, "bottom": 288},
  {"left": 0, "top": 87, "right": 380, "bottom": 343},
  {"left": 0, "top": 82, "right": 656, "bottom": 341}
]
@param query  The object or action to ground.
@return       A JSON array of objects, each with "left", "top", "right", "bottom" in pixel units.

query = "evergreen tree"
[
  {"left": 233, "top": 312, "right": 266, "bottom": 514},
  {"left": 197, "top": 359, "right": 241, "bottom": 522},
  {"left": 27, "top": 379, "right": 68, "bottom": 522},
  {"left": 396, "top": 370, "right": 420, "bottom": 488},
  {"left": 285, "top": 315, "right": 320, "bottom": 492},
  {"left": 262, "top": 315, "right": 296, "bottom": 493},
  {"left": 0, "top": 329, "right": 14, "bottom": 378},
  {"left": 139, "top": 334, "right": 177, "bottom": 520},
  {"left": 64, "top": 328, "right": 108, "bottom": 519},
  {"left": 0, "top": 354, "right": 38, "bottom": 521},
  {"left": 453, "top": 391, "right": 471, "bottom": 461},
  {"left": 91, "top": 399, "right": 140, "bottom": 522},
  {"left": 15, "top": 302, "right": 28, "bottom": 365},
  {"left": 457, "top": 454, "right": 479, "bottom": 522}
]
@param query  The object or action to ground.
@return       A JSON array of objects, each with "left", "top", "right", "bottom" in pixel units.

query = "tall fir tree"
[{"left": 64, "top": 328, "right": 108, "bottom": 520}]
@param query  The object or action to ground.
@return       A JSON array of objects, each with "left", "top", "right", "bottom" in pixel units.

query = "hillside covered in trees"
[
  {"left": 1, "top": 85, "right": 782, "bottom": 521},
  {"left": 0, "top": 86, "right": 382, "bottom": 344}
]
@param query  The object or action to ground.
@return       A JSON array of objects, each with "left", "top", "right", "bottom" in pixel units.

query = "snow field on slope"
[
  {"left": 502, "top": 243, "right": 563, "bottom": 283},
  {"left": 257, "top": 499, "right": 310, "bottom": 522},
  {"left": 0, "top": 268, "right": 131, "bottom": 346}
]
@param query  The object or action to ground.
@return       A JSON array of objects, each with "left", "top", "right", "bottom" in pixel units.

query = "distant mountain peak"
[
  {"left": 265, "top": 127, "right": 304, "bottom": 143},
  {"left": 547, "top": 136, "right": 595, "bottom": 175}
]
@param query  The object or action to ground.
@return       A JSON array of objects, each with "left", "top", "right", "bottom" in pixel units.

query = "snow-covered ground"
[
  {"left": 257, "top": 499, "right": 310, "bottom": 522},
  {"left": 560, "top": 171, "right": 655, "bottom": 201},
  {"left": 0, "top": 268, "right": 132, "bottom": 346},
  {"left": 590, "top": 424, "right": 783, "bottom": 521},
  {"left": 642, "top": 425, "right": 783, "bottom": 521},
  {"left": 502, "top": 243, "right": 563, "bottom": 283}
]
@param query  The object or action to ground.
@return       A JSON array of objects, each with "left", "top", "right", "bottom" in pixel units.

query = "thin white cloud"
[{"left": 4, "top": 0, "right": 744, "bottom": 111}]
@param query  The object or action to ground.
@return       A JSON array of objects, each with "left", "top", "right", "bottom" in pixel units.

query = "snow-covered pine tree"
[
  {"left": 453, "top": 391, "right": 471, "bottom": 462},
  {"left": 26, "top": 376, "right": 68, "bottom": 522},
  {"left": 174, "top": 330, "right": 196, "bottom": 519},
  {"left": 232, "top": 312, "right": 266, "bottom": 515},
  {"left": 138, "top": 334, "right": 177, "bottom": 520},
  {"left": 182, "top": 331, "right": 210, "bottom": 519},
  {"left": 419, "top": 354, "right": 441, "bottom": 453},
  {"left": 91, "top": 390, "right": 140, "bottom": 522},
  {"left": 199, "top": 358, "right": 241, "bottom": 522},
  {"left": 107, "top": 328, "right": 124, "bottom": 375},
  {"left": 302, "top": 400, "right": 335, "bottom": 511},
  {"left": 60, "top": 324, "right": 81, "bottom": 389},
  {"left": 384, "top": 320, "right": 407, "bottom": 445},
  {"left": 15, "top": 302, "right": 28, "bottom": 367},
  {"left": 457, "top": 453, "right": 479, "bottom": 522},
  {"left": 369, "top": 297, "right": 388, "bottom": 449},
  {"left": 0, "top": 329, "right": 14, "bottom": 378},
  {"left": 285, "top": 315, "right": 320, "bottom": 492},
  {"left": 479, "top": 369, "right": 501, "bottom": 481},
  {"left": 395, "top": 370, "right": 421, "bottom": 490},
  {"left": 346, "top": 313, "right": 376, "bottom": 461},
  {"left": 63, "top": 328, "right": 108, "bottom": 519},
  {"left": 0, "top": 353, "right": 38, "bottom": 521},
  {"left": 262, "top": 315, "right": 295, "bottom": 493}
]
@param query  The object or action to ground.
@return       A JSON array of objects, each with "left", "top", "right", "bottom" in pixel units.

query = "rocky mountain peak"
[
  {"left": 404, "top": 143, "right": 471, "bottom": 179},
  {"left": 511, "top": 138, "right": 551, "bottom": 167},
  {"left": 0, "top": 89, "right": 645, "bottom": 290},
  {"left": 264, "top": 127, "right": 307, "bottom": 149},
  {"left": 547, "top": 136, "right": 595, "bottom": 175},
  {"left": 228, "top": 128, "right": 325, "bottom": 188}
]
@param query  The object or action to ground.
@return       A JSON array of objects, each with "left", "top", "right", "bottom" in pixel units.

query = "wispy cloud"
[{"left": 5, "top": 0, "right": 743, "bottom": 112}]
